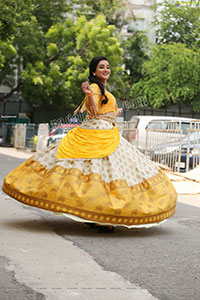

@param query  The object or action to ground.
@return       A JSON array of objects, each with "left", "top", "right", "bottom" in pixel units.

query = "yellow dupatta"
[{"left": 56, "top": 124, "right": 120, "bottom": 159}]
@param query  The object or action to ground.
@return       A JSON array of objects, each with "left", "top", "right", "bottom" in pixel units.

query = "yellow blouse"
[{"left": 80, "top": 83, "right": 117, "bottom": 115}]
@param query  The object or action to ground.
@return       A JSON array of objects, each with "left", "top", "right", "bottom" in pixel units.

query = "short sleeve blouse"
[{"left": 81, "top": 83, "right": 117, "bottom": 114}]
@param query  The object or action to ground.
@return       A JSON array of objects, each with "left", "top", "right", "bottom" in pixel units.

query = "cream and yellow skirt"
[{"left": 2, "top": 119, "right": 177, "bottom": 228}]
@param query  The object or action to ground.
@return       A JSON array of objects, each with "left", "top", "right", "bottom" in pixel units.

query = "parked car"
[
  {"left": 47, "top": 124, "right": 78, "bottom": 146},
  {"left": 128, "top": 115, "right": 198, "bottom": 152}
]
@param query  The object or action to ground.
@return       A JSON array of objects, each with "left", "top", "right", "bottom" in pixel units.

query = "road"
[{"left": 0, "top": 152, "right": 200, "bottom": 300}]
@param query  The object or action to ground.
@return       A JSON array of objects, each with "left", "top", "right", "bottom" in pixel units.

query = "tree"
[
  {"left": 22, "top": 14, "right": 124, "bottom": 111},
  {"left": 153, "top": 0, "right": 200, "bottom": 48},
  {"left": 0, "top": 0, "right": 70, "bottom": 103},
  {"left": 72, "top": 0, "right": 136, "bottom": 32},
  {"left": 130, "top": 43, "right": 200, "bottom": 112},
  {"left": 73, "top": 0, "right": 150, "bottom": 102},
  {"left": 32, "top": 0, "right": 70, "bottom": 33},
  {"left": 0, "top": 0, "right": 147, "bottom": 112},
  {"left": 121, "top": 31, "right": 149, "bottom": 101}
]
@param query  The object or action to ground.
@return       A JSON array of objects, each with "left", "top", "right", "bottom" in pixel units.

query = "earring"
[{"left": 93, "top": 73, "right": 96, "bottom": 76}]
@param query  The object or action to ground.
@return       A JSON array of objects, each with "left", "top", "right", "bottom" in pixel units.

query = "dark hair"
[{"left": 88, "top": 56, "right": 109, "bottom": 105}]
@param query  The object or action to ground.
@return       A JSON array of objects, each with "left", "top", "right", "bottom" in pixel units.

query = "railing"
[
  {"left": 14, "top": 124, "right": 26, "bottom": 149},
  {"left": 0, "top": 122, "right": 15, "bottom": 147},
  {"left": 185, "top": 122, "right": 200, "bottom": 172},
  {"left": 36, "top": 123, "right": 49, "bottom": 151},
  {"left": 116, "top": 120, "right": 138, "bottom": 147},
  {"left": 145, "top": 120, "right": 200, "bottom": 172},
  {"left": 0, "top": 122, "right": 39, "bottom": 151}
]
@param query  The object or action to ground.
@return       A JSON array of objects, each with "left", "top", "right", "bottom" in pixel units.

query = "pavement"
[{"left": 0, "top": 147, "right": 34, "bottom": 159}]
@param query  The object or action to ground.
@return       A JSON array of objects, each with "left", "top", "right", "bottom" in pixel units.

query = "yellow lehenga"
[{"left": 2, "top": 84, "right": 177, "bottom": 228}]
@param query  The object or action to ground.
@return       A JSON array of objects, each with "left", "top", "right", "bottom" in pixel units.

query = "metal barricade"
[
  {"left": 116, "top": 120, "right": 139, "bottom": 147},
  {"left": 146, "top": 126, "right": 182, "bottom": 171},
  {"left": 25, "top": 124, "right": 38, "bottom": 151},
  {"left": 123, "top": 122, "right": 138, "bottom": 147},
  {"left": 14, "top": 124, "right": 26, "bottom": 149},
  {"left": 185, "top": 122, "right": 200, "bottom": 172},
  {"left": 0, "top": 122, "right": 15, "bottom": 146},
  {"left": 116, "top": 121, "right": 128, "bottom": 135},
  {"left": 145, "top": 120, "right": 200, "bottom": 172},
  {"left": 36, "top": 123, "right": 49, "bottom": 152}
]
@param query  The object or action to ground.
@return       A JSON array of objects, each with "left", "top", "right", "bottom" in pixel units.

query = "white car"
[{"left": 47, "top": 124, "right": 78, "bottom": 146}]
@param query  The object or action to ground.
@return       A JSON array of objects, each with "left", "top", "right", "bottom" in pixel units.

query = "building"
[{"left": 127, "top": 0, "right": 156, "bottom": 43}]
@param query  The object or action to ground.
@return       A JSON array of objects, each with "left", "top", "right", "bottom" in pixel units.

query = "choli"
[{"left": 80, "top": 83, "right": 117, "bottom": 115}]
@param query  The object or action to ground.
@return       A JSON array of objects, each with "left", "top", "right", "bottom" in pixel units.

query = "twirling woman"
[{"left": 2, "top": 56, "right": 177, "bottom": 233}]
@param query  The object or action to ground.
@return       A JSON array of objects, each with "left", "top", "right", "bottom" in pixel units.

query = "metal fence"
[
  {"left": 145, "top": 120, "right": 200, "bottom": 172},
  {"left": 185, "top": 121, "right": 200, "bottom": 172},
  {"left": 36, "top": 123, "right": 49, "bottom": 151},
  {"left": 0, "top": 122, "right": 38, "bottom": 151},
  {"left": 14, "top": 123, "right": 38, "bottom": 151},
  {"left": 0, "top": 122, "right": 15, "bottom": 147},
  {"left": 116, "top": 120, "right": 138, "bottom": 147}
]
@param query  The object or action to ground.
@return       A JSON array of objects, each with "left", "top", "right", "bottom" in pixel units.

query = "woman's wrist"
[{"left": 86, "top": 92, "right": 93, "bottom": 96}]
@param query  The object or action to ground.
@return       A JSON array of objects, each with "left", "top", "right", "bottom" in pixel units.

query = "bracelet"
[{"left": 87, "top": 92, "right": 93, "bottom": 96}]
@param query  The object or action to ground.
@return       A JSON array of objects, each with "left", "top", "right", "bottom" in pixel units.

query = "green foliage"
[
  {"left": 22, "top": 14, "right": 124, "bottom": 111},
  {"left": 72, "top": 0, "right": 135, "bottom": 31},
  {"left": 130, "top": 0, "right": 200, "bottom": 112},
  {"left": 72, "top": 0, "right": 149, "bottom": 101},
  {"left": 0, "top": 0, "right": 148, "bottom": 112},
  {"left": 0, "top": 42, "right": 16, "bottom": 67},
  {"left": 0, "top": 0, "right": 67, "bottom": 93},
  {"left": 153, "top": 0, "right": 200, "bottom": 48},
  {"left": 122, "top": 31, "right": 149, "bottom": 100},
  {"left": 131, "top": 43, "right": 200, "bottom": 112},
  {"left": 32, "top": 0, "right": 70, "bottom": 33},
  {"left": 0, "top": 0, "right": 34, "bottom": 40}
]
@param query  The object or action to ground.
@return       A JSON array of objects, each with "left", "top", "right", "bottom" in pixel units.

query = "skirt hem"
[{"left": 2, "top": 181, "right": 176, "bottom": 227}]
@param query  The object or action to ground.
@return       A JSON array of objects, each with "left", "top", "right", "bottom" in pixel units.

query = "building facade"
[{"left": 128, "top": 0, "right": 156, "bottom": 43}]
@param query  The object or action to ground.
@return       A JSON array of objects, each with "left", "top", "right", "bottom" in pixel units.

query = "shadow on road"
[{"left": 2, "top": 217, "right": 174, "bottom": 239}]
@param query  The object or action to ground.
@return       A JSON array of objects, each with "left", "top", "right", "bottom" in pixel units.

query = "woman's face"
[{"left": 94, "top": 60, "right": 110, "bottom": 83}]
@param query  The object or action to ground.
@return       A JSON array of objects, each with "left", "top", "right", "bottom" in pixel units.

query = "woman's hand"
[
  {"left": 81, "top": 81, "right": 92, "bottom": 95},
  {"left": 116, "top": 107, "right": 123, "bottom": 117},
  {"left": 81, "top": 81, "right": 98, "bottom": 118}
]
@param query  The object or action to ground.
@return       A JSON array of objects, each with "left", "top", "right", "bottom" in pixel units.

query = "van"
[{"left": 127, "top": 116, "right": 197, "bottom": 152}]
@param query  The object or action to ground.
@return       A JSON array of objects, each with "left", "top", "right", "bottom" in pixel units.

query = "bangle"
[{"left": 87, "top": 92, "right": 93, "bottom": 96}]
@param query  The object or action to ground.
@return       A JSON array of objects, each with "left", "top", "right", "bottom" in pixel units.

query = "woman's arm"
[{"left": 81, "top": 82, "right": 99, "bottom": 118}]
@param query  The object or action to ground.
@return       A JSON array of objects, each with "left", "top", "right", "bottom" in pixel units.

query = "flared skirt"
[{"left": 2, "top": 119, "right": 177, "bottom": 228}]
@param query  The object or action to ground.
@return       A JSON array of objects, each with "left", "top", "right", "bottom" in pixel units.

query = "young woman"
[{"left": 2, "top": 56, "right": 177, "bottom": 233}]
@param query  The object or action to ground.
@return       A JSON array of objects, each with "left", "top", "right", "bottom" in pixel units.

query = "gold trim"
[
  {"left": 2, "top": 181, "right": 176, "bottom": 225},
  {"left": 2, "top": 157, "right": 177, "bottom": 226}
]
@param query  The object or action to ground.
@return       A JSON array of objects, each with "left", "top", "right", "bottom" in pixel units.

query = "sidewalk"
[
  {"left": 0, "top": 146, "right": 33, "bottom": 159},
  {"left": 1, "top": 147, "right": 200, "bottom": 208}
]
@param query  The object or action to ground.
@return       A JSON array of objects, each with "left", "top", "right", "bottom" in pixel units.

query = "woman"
[{"left": 2, "top": 56, "right": 177, "bottom": 232}]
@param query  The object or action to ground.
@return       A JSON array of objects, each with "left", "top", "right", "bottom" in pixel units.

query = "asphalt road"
[{"left": 0, "top": 153, "right": 200, "bottom": 300}]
